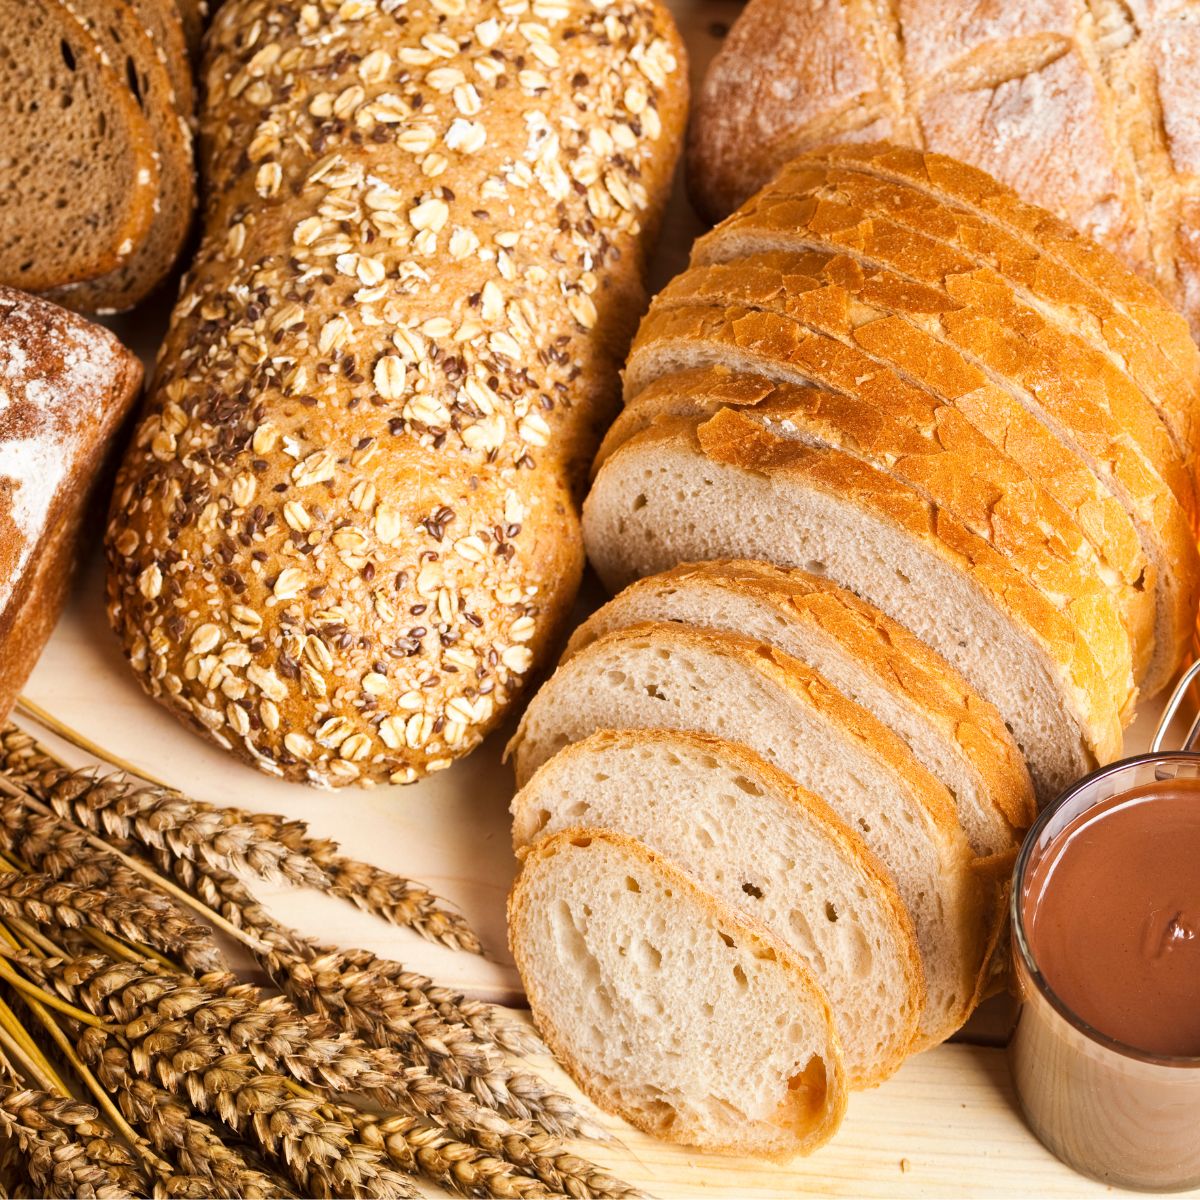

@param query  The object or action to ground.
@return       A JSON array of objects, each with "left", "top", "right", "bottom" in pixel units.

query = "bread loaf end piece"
[
  {"left": 509, "top": 827, "right": 848, "bottom": 1158},
  {"left": 106, "top": 0, "right": 687, "bottom": 786},
  {"left": 0, "top": 0, "right": 159, "bottom": 291},
  {"left": 0, "top": 289, "right": 143, "bottom": 721}
]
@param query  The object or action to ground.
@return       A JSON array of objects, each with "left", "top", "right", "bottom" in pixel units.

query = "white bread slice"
[
  {"left": 563, "top": 561, "right": 1035, "bottom": 855},
  {"left": 509, "top": 827, "right": 849, "bottom": 1157},
  {"left": 511, "top": 729, "right": 925, "bottom": 1087},
  {"left": 508, "top": 622, "right": 985, "bottom": 1048},
  {"left": 581, "top": 413, "right": 1124, "bottom": 799}
]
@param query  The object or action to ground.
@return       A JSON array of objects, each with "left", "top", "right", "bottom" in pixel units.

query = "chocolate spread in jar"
[{"left": 1022, "top": 778, "right": 1200, "bottom": 1057}]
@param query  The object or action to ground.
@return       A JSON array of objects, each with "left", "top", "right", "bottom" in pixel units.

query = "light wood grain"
[{"left": 16, "top": 1, "right": 1199, "bottom": 1193}]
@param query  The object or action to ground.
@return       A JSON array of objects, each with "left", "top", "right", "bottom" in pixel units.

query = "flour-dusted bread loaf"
[
  {"left": 509, "top": 828, "right": 849, "bottom": 1157},
  {"left": 688, "top": 1, "right": 1200, "bottom": 337},
  {"left": 0, "top": 0, "right": 160, "bottom": 292},
  {"left": 564, "top": 560, "right": 1034, "bottom": 855},
  {"left": 0, "top": 289, "right": 143, "bottom": 722},
  {"left": 105, "top": 0, "right": 687, "bottom": 786},
  {"left": 583, "top": 414, "right": 1123, "bottom": 800},
  {"left": 49, "top": 0, "right": 197, "bottom": 313},
  {"left": 509, "top": 621, "right": 986, "bottom": 1047},
  {"left": 511, "top": 729, "right": 924, "bottom": 1087}
]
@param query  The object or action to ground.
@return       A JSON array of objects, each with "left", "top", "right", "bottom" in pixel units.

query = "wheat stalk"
[{"left": 0, "top": 1085, "right": 148, "bottom": 1199}]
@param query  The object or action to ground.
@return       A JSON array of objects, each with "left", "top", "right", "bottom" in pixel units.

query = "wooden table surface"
[{"left": 20, "top": 2, "right": 1200, "bottom": 1194}]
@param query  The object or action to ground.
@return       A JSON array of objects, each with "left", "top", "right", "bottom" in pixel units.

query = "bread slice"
[
  {"left": 511, "top": 729, "right": 924, "bottom": 1087},
  {"left": 563, "top": 561, "right": 1035, "bottom": 855},
  {"left": 130, "top": 0, "right": 195, "bottom": 117},
  {"left": 0, "top": 0, "right": 159, "bottom": 290},
  {"left": 509, "top": 827, "right": 849, "bottom": 1157},
  {"left": 623, "top": 291, "right": 1190, "bottom": 701},
  {"left": 509, "top": 621, "right": 986, "bottom": 1047},
  {"left": 581, "top": 414, "right": 1124, "bottom": 799},
  {"left": 51, "top": 0, "right": 196, "bottom": 312},
  {"left": 173, "top": 0, "right": 206, "bottom": 64}
]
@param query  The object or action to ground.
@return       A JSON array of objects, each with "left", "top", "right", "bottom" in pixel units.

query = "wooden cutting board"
[{"left": 20, "top": 2, "right": 1200, "bottom": 1194}]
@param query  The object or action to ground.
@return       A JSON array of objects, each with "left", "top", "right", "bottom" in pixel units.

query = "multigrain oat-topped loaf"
[
  {"left": 105, "top": 0, "right": 687, "bottom": 786},
  {"left": 688, "top": 0, "right": 1200, "bottom": 337},
  {"left": 0, "top": 288, "right": 143, "bottom": 722}
]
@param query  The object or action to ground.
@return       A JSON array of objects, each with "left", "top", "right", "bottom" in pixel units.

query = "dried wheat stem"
[
  {"left": 13, "top": 702, "right": 167, "bottom": 786},
  {"left": 0, "top": 1018, "right": 62, "bottom": 1096}
]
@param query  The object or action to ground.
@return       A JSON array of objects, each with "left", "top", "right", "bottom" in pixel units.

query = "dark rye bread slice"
[
  {"left": 0, "top": 0, "right": 158, "bottom": 290},
  {"left": 51, "top": 0, "right": 196, "bottom": 312},
  {"left": 131, "top": 0, "right": 195, "bottom": 117},
  {"left": 173, "top": 0, "right": 207, "bottom": 65}
]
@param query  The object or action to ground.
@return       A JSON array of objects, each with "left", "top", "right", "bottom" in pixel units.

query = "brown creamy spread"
[{"left": 1024, "top": 778, "right": 1200, "bottom": 1057}]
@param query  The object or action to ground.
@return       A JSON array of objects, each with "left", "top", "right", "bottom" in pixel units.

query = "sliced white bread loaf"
[
  {"left": 563, "top": 561, "right": 1034, "bottom": 855},
  {"left": 511, "top": 729, "right": 924, "bottom": 1087},
  {"left": 623, "top": 291, "right": 1190, "bottom": 703},
  {"left": 607, "top": 359, "right": 1139, "bottom": 722},
  {"left": 508, "top": 621, "right": 986, "bottom": 1048},
  {"left": 581, "top": 413, "right": 1124, "bottom": 799},
  {"left": 509, "top": 828, "right": 849, "bottom": 1157}
]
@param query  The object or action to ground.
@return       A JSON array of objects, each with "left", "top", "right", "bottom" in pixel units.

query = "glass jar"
[{"left": 1009, "top": 753, "right": 1200, "bottom": 1192}]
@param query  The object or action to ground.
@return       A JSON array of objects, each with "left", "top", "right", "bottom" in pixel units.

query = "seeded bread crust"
[
  {"left": 0, "top": 288, "right": 143, "bottom": 723},
  {"left": 509, "top": 827, "right": 850, "bottom": 1158},
  {"left": 510, "top": 728, "right": 925, "bottom": 1088},
  {"left": 105, "top": 0, "right": 687, "bottom": 787},
  {"left": 582, "top": 414, "right": 1125, "bottom": 778},
  {"left": 687, "top": 3, "right": 1200, "bottom": 340},
  {"left": 0, "top": 0, "right": 160, "bottom": 291},
  {"left": 563, "top": 560, "right": 1036, "bottom": 846}
]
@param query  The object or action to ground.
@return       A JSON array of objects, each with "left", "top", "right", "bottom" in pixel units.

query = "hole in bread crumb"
[
  {"left": 605, "top": 670, "right": 627, "bottom": 686},
  {"left": 825, "top": 901, "right": 839, "bottom": 923},
  {"left": 534, "top": 808, "right": 552, "bottom": 833},
  {"left": 755, "top": 947, "right": 777, "bottom": 962},
  {"left": 788, "top": 1057, "right": 829, "bottom": 1121},
  {"left": 632, "top": 493, "right": 648, "bottom": 510},
  {"left": 718, "top": 931, "right": 734, "bottom": 948},
  {"left": 625, "top": 875, "right": 641, "bottom": 893},
  {"left": 60, "top": 39, "right": 76, "bottom": 70},
  {"left": 895, "top": 568, "right": 910, "bottom": 585},
  {"left": 644, "top": 683, "right": 666, "bottom": 700},
  {"left": 858, "top": 818, "right": 871, "bottom": 834},
  {"left": 570, "top": 836, "right": 593, "bottom": 848},
  {"left": 732, "top": 964, "right": 748, "bottom": 989},
  {"left": 733, "top": 775, "right": 764, "bottom": 797},
  {"left": 805, "top": 560, "right": 826, "bottom": 575},
  {"left": 125, "top": 57, "right": 144, "bottom": 106},
  {"left": 742, "top": 881, "right": 764, "bottom": 899}
]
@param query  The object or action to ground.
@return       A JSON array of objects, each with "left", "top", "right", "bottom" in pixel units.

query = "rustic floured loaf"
[
  {"left": 582, "top": 414, "right": 1123, "bottom": 800},
  {"left": 563, "top": 560, "right": 1035, "bottom": 855},
  {"left": 688, "top": 1, "right": 1200, "bottom": 337},
  {"left": 511, "top": 728, "right": 925, "bottom": 1087},
  {"left": 105, "top": 0, "right": 688, "bottom": 786},
  {"left": 509, "top": 621, "right": 986, "bottom": 1048},
  {"left": 509, "top": 828, "right": 849, "bottom": 1157},
  {"left": 0, "top": 0, "right": 159, "bottom": 291},
  {"left": 0, "top": 288, "right": 143, "bottom": 722}
]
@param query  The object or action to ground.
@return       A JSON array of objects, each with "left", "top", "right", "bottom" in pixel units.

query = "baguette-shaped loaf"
[
  {"left": 0, "top": 289, "right": 143, "bottom": 722},
  {"left": 563, "top": 560, "right": 1034, "bottom": 855},
  {"left": 582, "top": 414, "right": 1124, "bottom": 798},
  {"left": 509, "top": 828, "right": 849, "bottom": 1157},
  {"left": 105, "top": 0, "right": 687, "bottom": 786},
  {"left": 511, "top": 729, "right": 924, "bottom": 1087},
  {"left": 509, "top": 621, "right": 986, "bottom": 1047},
  {"left": 688, "top": 3, "right": 1200, "bottom": 340}
]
